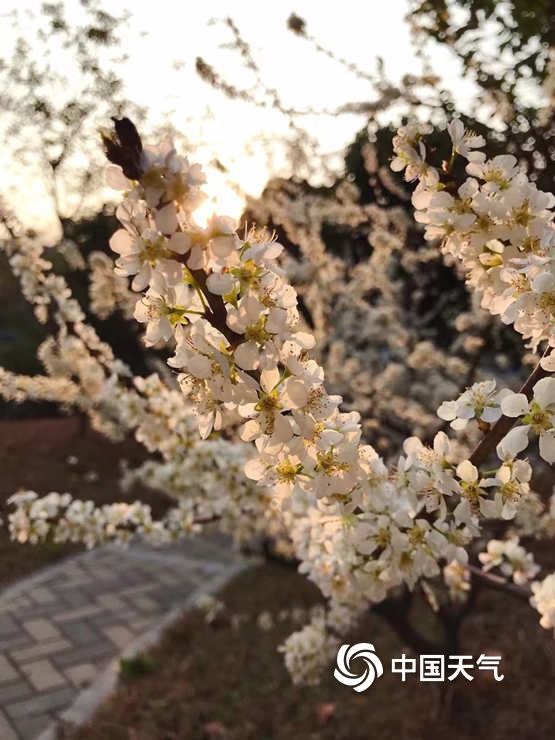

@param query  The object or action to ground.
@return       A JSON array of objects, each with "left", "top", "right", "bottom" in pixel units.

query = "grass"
[{"left": 72, "top": 562, "right": 555, "bottom": 740}]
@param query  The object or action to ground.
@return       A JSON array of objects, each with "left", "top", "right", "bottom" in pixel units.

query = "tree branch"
[
  {"left": 467, "top": 564, "right": 531, "bottom": 602},
  {"left": 373, "top": 590, "right": 445, "bottom": 655}
]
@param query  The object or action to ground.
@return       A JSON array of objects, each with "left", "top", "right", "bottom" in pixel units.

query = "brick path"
[{"left": 0, "top": 536, "right": 242, "bottom": 739}]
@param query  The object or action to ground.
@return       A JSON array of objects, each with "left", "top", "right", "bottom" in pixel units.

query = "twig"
[
  {"left": 373, "top": 590, "right": 443, "bottom": 655},
  {"left": 467, "top": 564, "right": 530, "bottom": 602}
]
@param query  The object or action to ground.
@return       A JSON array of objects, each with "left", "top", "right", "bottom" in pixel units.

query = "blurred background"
[{"left": 0, "top": 0, "right": 479, "bottom": 239}]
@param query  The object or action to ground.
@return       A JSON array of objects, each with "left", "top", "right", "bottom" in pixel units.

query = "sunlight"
[{"left": 192, "top": 168, "right": 246, "bottom": 228}]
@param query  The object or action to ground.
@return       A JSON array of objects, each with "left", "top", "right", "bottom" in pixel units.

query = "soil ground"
[
  {"left": 0, "top": 416, "right": 167, "bottom": 588},
  {"left": 73, "top": 562, "right": 555, "bottom": 740}
]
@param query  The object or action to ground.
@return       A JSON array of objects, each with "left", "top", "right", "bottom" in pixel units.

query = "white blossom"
[
  {"left": 479, "top": 537, "right": 540, "bottom": 585},
  {"left": 499, "top": 377, "right": 555, "bottom": 463},
  {"left": 530, "top": 574, "right": 555, "bottom": 635}
]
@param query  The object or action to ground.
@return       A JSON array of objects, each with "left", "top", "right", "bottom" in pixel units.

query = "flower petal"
[
  {"left": 533, "top": 377, "right": 555, "bottom": 409},
  {"left": 105, "top": 164, "right": 130, "bottom": 190},
  {"left": 456, "top": 460, "right": 477, "bottom": 483},
  {"left": 539, "top": 431, "right": 555, "bottom": 465},
  {"left": 501, "top": 393, "right": 529, "bottom": 417},
  {"left": 497, "top": 425, "right": 530, "bottom": 459},
  {"left": 206, "top": 272, "right": 234, "bottom": 296},
  {"left": 448, "top": 118, "right": 464, "bottom": 143},
  {"left": 155, "top": 203, "right": 178, "bottom": 234}
]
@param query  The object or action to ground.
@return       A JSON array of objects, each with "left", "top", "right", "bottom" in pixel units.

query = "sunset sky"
[{"left": 0, "top": 0, "right": 478, "bottom": 236}]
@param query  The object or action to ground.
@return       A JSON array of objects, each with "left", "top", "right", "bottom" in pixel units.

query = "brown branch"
[
  {"left": 188, "top": 266, "right": 243, "bottom": 349},
  {"left": 373, "top": 590, "right": 445, "bottom": 655},
  {"left": 467, "top": 564, "right": 530, "bottom": 602},
  {"left": 469, "top": 345, "right": 553, "bottom": 468}
]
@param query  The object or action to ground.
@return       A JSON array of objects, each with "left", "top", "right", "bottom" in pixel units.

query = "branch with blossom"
[
  {"left": 2, "top": 114, "right": 555, "bottom": 686},
  {"left": 96, "top": 117, "right": 555, "bottom": 679}
]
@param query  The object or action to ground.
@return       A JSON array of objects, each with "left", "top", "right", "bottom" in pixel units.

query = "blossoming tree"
[{"left": 2, "top": 112, "right": 554, "bottom": 686}]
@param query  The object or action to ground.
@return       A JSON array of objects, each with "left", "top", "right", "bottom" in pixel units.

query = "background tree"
[
  {"left": 0, "top": 2, "right": 154, "bottom": 406},
  {"left": 0, "top": 0, "right": 144, "bottom": 240}
]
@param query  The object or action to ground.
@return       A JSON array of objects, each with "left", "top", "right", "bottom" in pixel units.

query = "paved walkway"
[{"left": 0, "top": 536, "right": 244, "bottom": 740}]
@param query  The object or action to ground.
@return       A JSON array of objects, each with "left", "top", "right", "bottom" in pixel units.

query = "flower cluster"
[
  {"left": 530, "top": 575, "right": 555, "bottom": 635},
  {"left": 244, "top": 168, "right": 491, "bottom": 452},
  {"left": 98, "top": 119, "right": 555, "bottom": 683},
  {"left": 478, "top": 537, "right": 540, "bottom": 585},
  {"left": 2, "top": 115, "right": 555, "bottom": 688},
  {"left": 278, "top": 607, "right": 339, "bottom": 686},
  {"left": 104, "top": 126, "right": 497, "bottom": 618},
  {"left": 0, "top": 229, "right": 281, "bottom": 551},
  {"left": 392, "top": 121, "right": 555, "bottom": 353},
  {"left": 8, "top": 490, "right": 157, "bottom": 548}
]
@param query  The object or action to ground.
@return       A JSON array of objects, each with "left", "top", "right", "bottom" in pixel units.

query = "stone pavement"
[{"left": 0, "top": 535, "right": 245, "bottom": 740}]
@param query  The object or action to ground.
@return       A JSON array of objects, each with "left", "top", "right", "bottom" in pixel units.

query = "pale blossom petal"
[
  {"left": 260, "top": 367, "right": 280, "bottom": 393},
  {"left": 532, "top": 271, "right": 555, "bottom": 293},
  {"left": 540, "top": 352, "right": 555, "bottom": 372},
  {"left": 210, "top": 235, "right": 236, "bottom": 257},
  {"left": 109, "top": 229, "right": 133, "bottom": 255},
  {"left": 273, "top": 413, "right": 293, "bottom": 443},
  {"left": 240, "top": 420, "right": 261, "bottom": 442},
  {"left": 293, "top": 332, "right": 316, "bottom": 349},
  {"left": 234, "top": 341, "right": 259, "bottom": 370},
  {"left": 282, "top": 378, "right": 308, "bottom": 409},
  {"left": 167, "top": 232, "right": 191, "bottom": 255},
  {"left": 206, "top": 272, "right": 234, "bottom": 296},
  {"left": 437, "top": 400, "right": 457, "bottom": 421},
  {"left": 456, "top": 460, "right": 478, "bottom": 483},
  {"left": 155, "top": 203, "right": 178, "bottom": 234},
  {"left": 244, "top": 458, "right": 267, "bottom": 480},
  {"left": 131, "top": 264, "right": 151, "bottom": 291},
  {"left": 497, "top": 425, "right": 530, "bottom": 459},
  {"left": 448, "top": 118, "right": 464, "bottom": 143},
  {"left": 481, "top": 406, "right": 502, "bottom": 423},
  {"left": 198, "top": 414, "right": 214, "bottom": 440},
  {"left": 104, "top": 164, "right": 130, "bottom": 190},
  {"left": 533, "top": 377, "right": 555, "bottom": 409},
  {"left": 539, "top": 431, "right": 555, "bottom": 465},
  {"left": 501, "top": 393, "right": 529, "bottom": 418}
]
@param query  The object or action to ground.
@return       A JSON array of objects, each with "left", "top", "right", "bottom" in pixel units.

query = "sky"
[{"left": 0, "top": 0, "right": 478, "bottom": 237}]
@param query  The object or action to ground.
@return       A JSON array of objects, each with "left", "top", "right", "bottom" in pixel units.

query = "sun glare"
[{"left": 192, "top": 168, "right": 246, "bottom": 228}]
